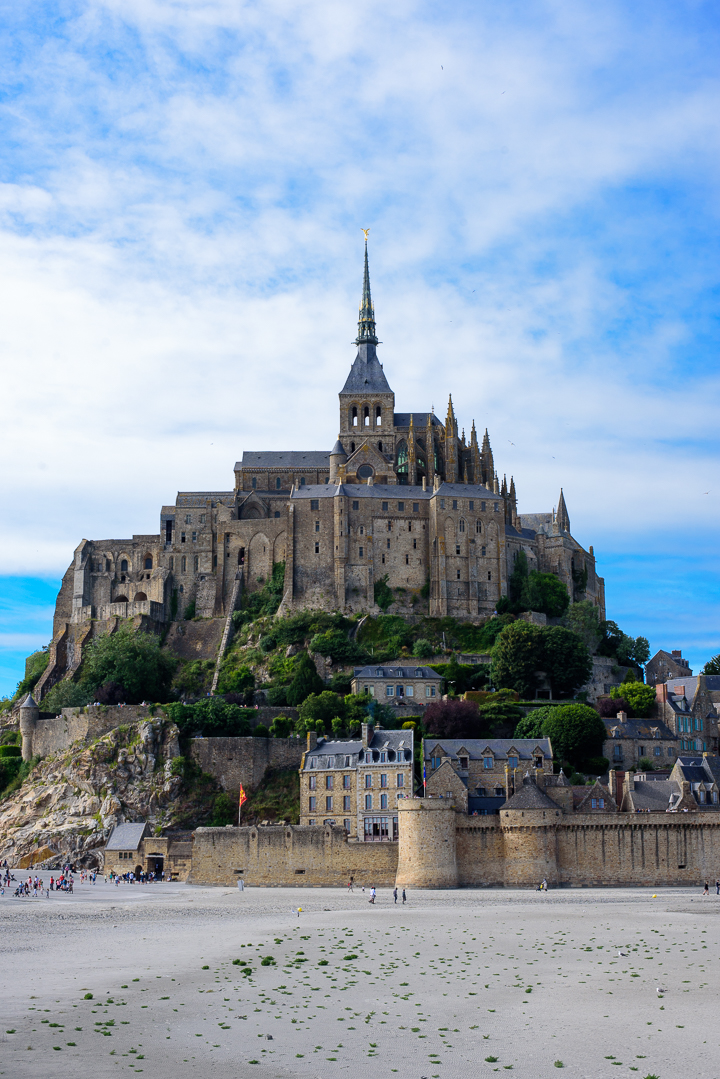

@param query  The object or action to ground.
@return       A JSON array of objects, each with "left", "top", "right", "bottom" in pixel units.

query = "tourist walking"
[
  {"left": 393, "top": 887, "right": 398, "bottom": 904},
  {"left": 703, "top": 881, "right": 709, "bottom": 895},
  {"left": 369, "top": 886, "right": 376, "bottom": 904},
  {"left": 402, "top": 888, "right": 406, "bottom": 904},
  {"left": 715, "top": 879, "right": 719, "bottom": 895}
]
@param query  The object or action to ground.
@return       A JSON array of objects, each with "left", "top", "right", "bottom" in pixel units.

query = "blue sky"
[{"left": 1, "top": 0, "right": 719, "bottom": 697}]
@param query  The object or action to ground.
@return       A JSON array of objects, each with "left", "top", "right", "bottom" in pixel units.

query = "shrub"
[
  {"left": 95, "top": 681, "right": 127, "bottom": 705},
  {"left": 265, "top": 684, "right": 288, "bottom": 706},
  {"left": 423, "top": 699, "right": 484, "bottom": 740},
  {"left": 0, "top": 745, "right": 21, "bottom": 758},
  {"left": 252, "top": 724, "right": 269, "bottom": 738},
  {"left": 373, "top": 575, "right": 394, "bottom": 613},
  {"left": 298, "top": 691, "right": 345, "bottom": 731},
  {"left": 209, "top": 792, "right": 237, "bottom": 826},
  {"left": 584, "top": 756, "right": 610, "bottom": 775},
  {"left": 268, "top": 715, "right": 293, "bottom": 738},
  {"left": 13, "top": 648, "right": 50, "bottom": 702},
  {"left": 309, "top": 630, "right": 360, "bottom": 664},
  {"left": 164, "top": 698, "right": 254, "bottom": 737},
  {"left": 217, "top": 664, "right": 255, "bottom": 696},
  {"left": 596, "top": 696, "right": 629, "bottom": 717},
  {"left": 183, "top": 599, "right": 196, "bottom": 620},
  {"left": 513, "top": 706, "right": 558, "bottom": 739},
  {"left": 259, "top": 635, "right": 277, "bottom": 653},
  {"left": 412, "top": 638, "right": 434, "bottom": 659},
  {"left": 637, "top": 757, "right": 655, "bottom": 772},
  {"left": 42, "top": 680, "right": 94, "bottom": 714}
]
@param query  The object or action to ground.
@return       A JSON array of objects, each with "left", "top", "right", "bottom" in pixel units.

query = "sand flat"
[{"left": 1, "top": 881, "right": 718, "bottom": 1078}]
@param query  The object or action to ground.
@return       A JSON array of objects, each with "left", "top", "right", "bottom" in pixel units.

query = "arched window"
[
  {"left": 375, "top": 406, "right": 381, "bottom": 426},
  {"left": 396, "top": 441, "right": 409, "bottom": 485},
  {"left": 378, "top": 441, "right": 383, "bottom": 453},
  {"left": 114, "top": 594, "right": 128, "bottom": 603},
  {"left": 363, "top": 406, "right": 370, "bottom": 427},
  {"left": 459, "top": 519, "right": 465, "bottom": 532},
  {"left": 352, "top": 406, "right": 358, "bottom": 427},
  {"left": 350, "top": 442, "right": 355, "bottom": 453},
  {"left": 144, "top": 556, "right": 152, "bottom": 569},
  {"left": 181, "top": 556, "right": 186, "bottom": 573},
  {"left": 135, "top": 591, "right": 147, "bottom": 602},
  {"left": 193, "top": 555, "right": 199, "bottom": 572},
  {"left": 238, "top": 547, "right": 245, "bottom": 565},
  {"left": 120, "top": 559, "right": 128, "bottom": 572},
  {"left": 476, "top": 520, "right": 482, "bottom": 533}
]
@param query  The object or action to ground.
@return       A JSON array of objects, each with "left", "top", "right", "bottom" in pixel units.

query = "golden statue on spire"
[{"left": 361, "top": 228, "right": 370, "bottom": 240}]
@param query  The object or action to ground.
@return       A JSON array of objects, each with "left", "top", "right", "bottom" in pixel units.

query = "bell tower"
[{"left": 338, "top": 236, "right": 395, "bottom": 461}]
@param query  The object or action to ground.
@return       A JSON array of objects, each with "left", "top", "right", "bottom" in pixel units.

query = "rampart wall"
[
  {"left": 190, "top": 736, "right": 304, "bottom": 792},
  {"left": 31, "top": 705, "right": 153, "bottom": 758},
  {"left": 190, "top": 824, "right": 398, "bottom": 886}
]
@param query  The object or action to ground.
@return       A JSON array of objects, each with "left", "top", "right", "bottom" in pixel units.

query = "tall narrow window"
[
  {"left": 352, "top": 406, "right": 358, "bottom": 427},
  {"left": 276, "top": 477, "right": 281, "bottom": 489},
  {"left": 120, "top": 559, "right": 128, "bottom": 571},
  {"left": 181, "top": 556, "right": 186, "bottom": 573},
  {"left": 363, "top": 406, "right": 370, "bottom": 427},
  {"left": 376, "top": 406, "right": 382, "bottom": 426},
  {"left": 252, "top": 477, "right": 257, "bottom": 489},
  {"left": 193, "top": 555, "right": 199, "bottom": 572},
  {"left": 169, "top": 556, "right": 174, "bottom": 571},
  {"left": 144, "top": 556, "right": 152, "bottom": 569}
]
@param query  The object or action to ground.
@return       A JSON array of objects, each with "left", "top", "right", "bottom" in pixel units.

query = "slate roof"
[
  {"left": 628, "top": 780, "right": 678, "bottom": 812},
  {"left": 505, "top": 524, "right": 538, "bottom": 540},
  {"left": 340, "top": 343, "right": 392, "bottom": 394},
  {"left": 236, "top": 451, "right": 331, "bottom": 471},
  {"left": 604, "top": 717, "right": 677, "bottom": 740},
  {"left": 105, "top": 823, "right": 148, "bottom": 851},
  {"left": 176, "top": 492, "right": 233, "bottom": 506},
  {"left": 501, "top": 780, "right": 560, "bottom": 811},
  {"left": 393, "top": 413, "right": 444, "bottom": 428},
  {"left": 423, "top": 738, "right": 552, "bottom": 761},
  {"left": 353, "top": 665, "right": 441, "bottom": 680},
  {"left": 20, "top": 693, "right": 38, "bottom": 709},
  {"left": 302, "top": 729, "right": 413, "bottom": 771},
  {"left": 289, "top": 481, "right": 500, "bottom": 501}
]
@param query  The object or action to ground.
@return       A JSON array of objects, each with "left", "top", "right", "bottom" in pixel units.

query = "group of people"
[
  {"left": 107, "top": 868, "right": 164, "bottom": 885},
  {"left": 345, "top": 879, "right": 408, "bottom": 904}
]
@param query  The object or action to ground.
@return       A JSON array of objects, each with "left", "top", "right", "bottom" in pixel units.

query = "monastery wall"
[
  {"left": 30, "top": 705, "right": 154, "bottom": 758},
  {"left": 190, "top": 824, "right": 398, "bottom": 886}
]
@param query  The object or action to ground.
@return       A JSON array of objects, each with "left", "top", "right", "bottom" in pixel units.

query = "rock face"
[{"left": 0, "top": 718, "right": 190, "bottom": 870}]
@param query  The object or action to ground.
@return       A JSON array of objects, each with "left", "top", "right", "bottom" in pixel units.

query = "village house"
[{"left": 350, "top": 664, "right": 442, "bottom": 706}]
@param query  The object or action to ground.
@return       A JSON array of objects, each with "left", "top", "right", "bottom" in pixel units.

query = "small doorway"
[{"left": 148, "top": 856, "right": 164, "bottom": 879}]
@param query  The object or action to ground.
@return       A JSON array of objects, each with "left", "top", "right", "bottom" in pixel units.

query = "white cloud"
[{"left": 0, "top": 0, "right": 717, "bottom": 636}]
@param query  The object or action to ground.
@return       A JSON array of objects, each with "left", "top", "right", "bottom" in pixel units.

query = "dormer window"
[
  {"left": 508, "top": 756, "right": 519, "bottom": 770},
  {"left": 483, "top": 756, "right": 494, "bottom": 770},
  {"left": 459, "top": 756, "right": 468, "bottom": 769}
]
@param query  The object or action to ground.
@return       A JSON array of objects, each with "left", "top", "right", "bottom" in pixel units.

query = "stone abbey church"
[{"left": 40, "top": 244, "right": 604, "bottom": 697}]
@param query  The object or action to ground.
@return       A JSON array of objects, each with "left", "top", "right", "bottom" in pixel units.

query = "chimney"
[
  {"left": 656, "top": 683, "right": 667, "bottom": 703},
  {"left": 307, "top": 731, "right": 317, "bottom": 752},
  {"left": 672, "top": 650, "right": 682, "bottom": 658},
  {"left": 422, "top": 476, "right": 427, "bottom": 491},
  {"left": 362, "top": 722, "right": 374, "bottom": 749},
  {"left": 616, "top": 710, "right": 628, "bottom": 721},
  {"left": 608, "top": 769, "right": 617, "bottom": 800}
]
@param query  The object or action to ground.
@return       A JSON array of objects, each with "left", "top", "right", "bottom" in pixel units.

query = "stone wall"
[
  {"left": 30, "top": 705, "right": 155, "bottom": 758},
  {"left": 190, "top": 736, "right": 305, "bottom": 793},
  {"left": 190, "top": 824, "right": 398, "bottom": 886}
]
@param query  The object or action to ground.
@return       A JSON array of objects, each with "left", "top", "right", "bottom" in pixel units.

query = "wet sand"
[{"left": 1, "top": 880, "right": 718, "bottom": 1078}]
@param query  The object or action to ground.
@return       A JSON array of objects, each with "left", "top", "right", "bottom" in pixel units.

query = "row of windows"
[
  {"left": 308, "top": 773, "right": 405, "bottom": 789},
  {"left": 383, "top": 684, "right": 436, "bottom": 698},
  {"left": 93, "top": 556, "right": 153, "bottom": 573},
  {"left": 308, "top": 794, "right": 398, "bottom": 811},
  {"left": 678, "top": 716, "right": 703, "bottom": 733},
  {"left": 168, "top": 555, "right": 201, "bottom": 573},
  {"left": 307, "top": 750, "right": 411, "bottom": 767},
  {"left": 697, "top": 789, "right": 719, "bottom": 804},
  {"left": 182, "top": 514, "right": 207, "bottom": 525}
]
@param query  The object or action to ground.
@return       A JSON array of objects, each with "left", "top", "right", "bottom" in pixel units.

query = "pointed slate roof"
[
  {"left": 502, "top": 777, "right": 560, "bottom": 811},
  {"left": 20, "top": 692, "right": 38, "bottom": 709}
]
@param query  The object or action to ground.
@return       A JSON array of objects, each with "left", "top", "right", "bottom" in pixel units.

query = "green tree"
[
  {"left": 309, "top": 630, "right": 359, "bottom": 664},
  {"left": 541, "top": 704, "right": 607, "bottom": 770},
  {"left": 285, "top": 652, "right": 324, "bottom": 707},
  {"left": 268, "top": 714, "right": 293, "bottom": 738},
  {"left": 541, "top": 626, "right": 592, "bottom": 699},
  {"left": 611, "top": 681, "right": 655, "bottom": 718},
  {"left": 526, "top": 572, "right": 570, "bottom": 618},
  {"left": 477, "top": 699, "right": 525, "bottom": 733},
  {"left": 702, "top": 654, "right": 720, "bottom": 675},
  {"left": 13, "top": 648, "right": 50, "bottom": 702},
  {"left": 297, "top": 691, "right": 345, "bottom": 731},
  {"left": 42, "top": 680, "right": 94, "bottom": 714},
  {"left": 217, "top": 664, "right": 255, "bottom": 695},
  {"left": 490, "top": 621, "right": 544, "bottom": 698},
  {"left": 563, "top": 601, "right": 603, "bottom": 653},
  {"left": 81, "top": 626, "right": 176, "bottom": 703},
  {"left": 164, "top": 698, "right": 253, "bottom": 737}
]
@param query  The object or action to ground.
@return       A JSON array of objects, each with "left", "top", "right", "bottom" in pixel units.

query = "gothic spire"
[
  {"left": 556, "top": 488, "right": 570, "bottom": 532},
  {"left": 355, "top": 238, "right": 378, "bottom": 345}
]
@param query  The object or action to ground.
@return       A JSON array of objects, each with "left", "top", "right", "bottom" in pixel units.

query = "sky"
[{"left": 1, "top": 0, "right": 719, "bottom": 697}]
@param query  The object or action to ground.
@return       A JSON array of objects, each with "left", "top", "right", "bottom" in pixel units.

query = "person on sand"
[
  {"left": 393, "top": 887, "right": 398, "bottom": 904},
  {"left": 402, "top": 888, "right": 406, "bottom": 904},
  {"left": 348, "top": 878, "right": 354, "bottom": 892},
  {"left": 716, "top": 880, "right": 719, "bottom": 895},
  {"left": 703, "top": 881, "right": 709, "bottom": 895},
  {"left": 542, "top": 878, "right": 548, "bottom": 892},
  {"left": 369, "top": 886, "right": 376, "bottom": 904}
]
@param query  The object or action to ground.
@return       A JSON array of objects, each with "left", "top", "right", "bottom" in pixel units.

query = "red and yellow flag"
[{"left": 239, "top": 785, "right": 248, "bottom": 808}]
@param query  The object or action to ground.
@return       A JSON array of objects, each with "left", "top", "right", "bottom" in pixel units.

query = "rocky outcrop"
[{"left": 0, "top": 718, "right": 191, "bottom": 870}]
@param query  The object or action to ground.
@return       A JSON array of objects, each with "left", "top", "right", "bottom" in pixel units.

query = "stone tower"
[
  {"left": 500, "top": 775, "right": 561, "bottom": 886},
  {"left": 395, "top": 797, "right": 458, "bottom": 888},
  {"left": 18, "top": 692, "right": 39, "bottom": 761}
]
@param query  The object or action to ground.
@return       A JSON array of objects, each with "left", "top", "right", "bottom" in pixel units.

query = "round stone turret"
[
  {"left": 500, "top": 774, "right": 561, "bottom": 887},
  {"left": 396, "top": 797, "right": 458, "bottom": 889},
  {"left": 18, "top": 693, "right": 39, "bottom": 761},
  {"left": 329, "top": 439, "right": 347, "bottom": 484}
]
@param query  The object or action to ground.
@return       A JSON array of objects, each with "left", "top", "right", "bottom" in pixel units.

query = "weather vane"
[{"left": 361, "top": 228, "right": 370, "bottom": 240}]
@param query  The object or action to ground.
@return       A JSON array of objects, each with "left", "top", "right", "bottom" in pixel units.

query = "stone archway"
[{"left": 248, "top": 532, "right": 271, "bottom": 589}]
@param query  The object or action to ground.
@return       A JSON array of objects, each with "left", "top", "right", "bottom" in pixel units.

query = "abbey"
[{"left": 38, "top": 243, "right": 604, "bottom": 698}]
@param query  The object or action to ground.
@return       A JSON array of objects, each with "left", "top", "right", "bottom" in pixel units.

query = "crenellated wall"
[{"left": 190, "top": 824, "right": 398, "bottom": 886}]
